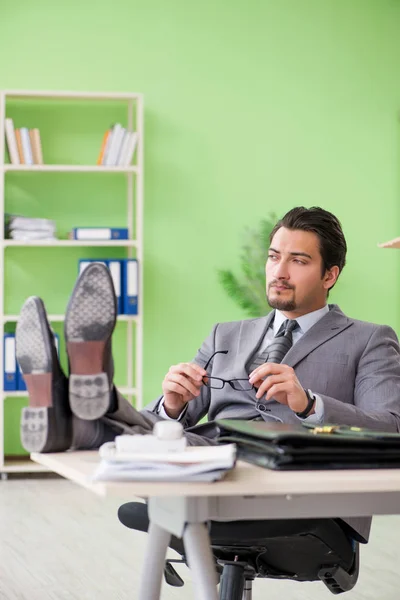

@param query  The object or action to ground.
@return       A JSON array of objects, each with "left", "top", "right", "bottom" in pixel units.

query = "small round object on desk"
[{"left": 153, "top": 420, "right": 184, "bottom": 440}]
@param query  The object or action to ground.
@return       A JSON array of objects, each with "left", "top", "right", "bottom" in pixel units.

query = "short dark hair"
[{"left": 270, "top": 206, "right": 347, "bottom": 281}]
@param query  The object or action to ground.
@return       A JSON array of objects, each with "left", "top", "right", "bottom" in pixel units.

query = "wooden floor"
[{"left": 0, "top": 475, "right": 399, "bottom": 599}]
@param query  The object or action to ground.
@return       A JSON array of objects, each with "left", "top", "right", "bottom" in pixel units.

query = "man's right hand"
[{"left": 162, "top": 362, "right": 207, "bottom": 419}]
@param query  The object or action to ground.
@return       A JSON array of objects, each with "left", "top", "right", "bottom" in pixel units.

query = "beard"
[{"left": 267, "top": 285, "right": 296, "bottom": 312}]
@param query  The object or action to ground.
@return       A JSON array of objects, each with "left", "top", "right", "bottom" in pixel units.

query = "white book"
[
  {"left": 104, "top": 124, "right": 124, "bottom": 166},
  {"left": 121, "top": 132, "right": 138, "bottom": 166},
  {"left": 19, "top": 127, "right": 34, "bottom": 165},
  {"left": 5, "top": 118, "right": 20, "bottom": 165},
  {"left": 116, "top": 130, "right": 131, "bottom": 166}
]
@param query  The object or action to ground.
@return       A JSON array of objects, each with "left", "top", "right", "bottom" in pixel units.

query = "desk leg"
[
  {"left": 183, "top": 522, "right": 219, "bottom": 600},
  {"left": 138, "top": 521, "right": 170, "bottom": 600}
]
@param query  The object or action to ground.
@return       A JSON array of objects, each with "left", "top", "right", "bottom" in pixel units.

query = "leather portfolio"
[{"left": 215, "top": 420, "right": 400, "bottom": 470}]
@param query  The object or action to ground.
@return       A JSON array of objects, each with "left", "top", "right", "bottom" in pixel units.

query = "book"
[
  {"left": 29, "top": 128, "right": 43, "bottom": 164},
  {"left": 120, "top": 132, "right": 138, "bottom": 166},
  {"left": 116, "top": 129, "right": 130, "bottom": 165},
  {"left": 4, "top": 118, "right": 20, "bottom": 165},
  {"left": 104, "top": 123, "right": 124, "bottom": 166},
  {"left": 19, "top": 127, "right": 34, "bottom": 165},
  {"left": 97, "top": 129, "right": 111, "bottom": 165},
  {"left": 14, "top": 129, "right": 24, "bottom": 164}
]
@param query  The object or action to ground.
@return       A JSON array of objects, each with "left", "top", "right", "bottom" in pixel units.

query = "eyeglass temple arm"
[{"left": 203, "top": 350, "right": 229, "bottom": 372}]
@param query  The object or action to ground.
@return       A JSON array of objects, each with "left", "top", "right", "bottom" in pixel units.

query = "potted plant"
[{"left": 217, "top": 214, "right": 276, "bottom": 318}]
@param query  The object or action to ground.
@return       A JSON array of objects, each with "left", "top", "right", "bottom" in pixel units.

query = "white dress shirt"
[{"left": 158, "top": 306, "right": 328, "bottom": 424}]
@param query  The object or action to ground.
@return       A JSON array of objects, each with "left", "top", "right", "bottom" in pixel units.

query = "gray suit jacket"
[{"left": 148, "top": 304, "right": 400, "bottom": 542}]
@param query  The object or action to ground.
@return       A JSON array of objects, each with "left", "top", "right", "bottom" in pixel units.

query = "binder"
[
  {"left": 4, "top": 333, "right": 17, "bottom": 391},
  {"left": 108, "top": 260, "right": 123, "bottom": 314},
  {"left": 72, "top": 227, "right": 129, "bottom": 241},
  {"left": 122, "top": 258, "right": 138, "bottom": 315}
]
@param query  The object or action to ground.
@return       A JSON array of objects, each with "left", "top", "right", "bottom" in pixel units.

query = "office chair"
[{"left": 118, "top": 501, "right": 359, "bottom": 600}]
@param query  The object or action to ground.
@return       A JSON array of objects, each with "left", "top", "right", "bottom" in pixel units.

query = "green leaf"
[{"left": 217, "top": 214, "right": 277, "bottom": 318}]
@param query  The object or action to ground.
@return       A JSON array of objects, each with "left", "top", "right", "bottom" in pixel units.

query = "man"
[{"left": 16, "top": 206, "right": 400, "bottom": 545}]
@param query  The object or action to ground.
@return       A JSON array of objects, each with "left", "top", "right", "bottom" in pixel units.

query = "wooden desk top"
[{"left": 31, "top": 450, "right": 400, "bottom": 500}]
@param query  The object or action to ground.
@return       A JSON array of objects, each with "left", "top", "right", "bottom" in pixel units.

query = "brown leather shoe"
[
  {"left": 16, "top": 297, "right": 72, "bottom": 453},
  {"left": 64, "top": 262, "right": 117, "bottom": 420}
]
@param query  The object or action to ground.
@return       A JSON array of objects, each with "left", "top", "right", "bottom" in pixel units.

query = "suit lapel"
[
  {"left": 283, "top": 304, "right": 353, "bottom": 369},
  {"left": 235, "top": 311, "right": 275, "bottom": 374}
]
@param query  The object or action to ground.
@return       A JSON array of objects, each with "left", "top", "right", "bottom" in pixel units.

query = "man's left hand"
[{"left": 249, "top": 363, "right": 314, "bottom": 416}]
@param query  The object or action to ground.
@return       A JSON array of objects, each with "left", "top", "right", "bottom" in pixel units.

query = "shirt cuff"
[
  {"left": 157, "top": 397, "right": 187, "bottom": 421},
  {"left": 296, "top": 393, "right": 324, "bottom": 424}
]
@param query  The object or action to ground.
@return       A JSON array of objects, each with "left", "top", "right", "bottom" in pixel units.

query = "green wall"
[{"left": 2, "top": 0, "right": 400, "bottom": 453}]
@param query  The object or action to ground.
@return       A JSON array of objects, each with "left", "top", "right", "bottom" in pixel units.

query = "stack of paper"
[
  {"left": 6, "top": 215, "right": 57, "bottom": 241},
  {"left": 92, "top": 443, "right": 237, "bottom": 482}
]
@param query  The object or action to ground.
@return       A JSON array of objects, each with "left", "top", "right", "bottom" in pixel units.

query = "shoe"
[
  {"left": 64, "top": 262, "right": 117, "bottom": 421},
  {"left": 16, "top": 297, "right": 72, "bottom": 453}
]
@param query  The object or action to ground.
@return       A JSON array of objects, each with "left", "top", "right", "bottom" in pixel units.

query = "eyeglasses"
[{"left": 202, "top": 350, "right": 255, "bottom": 391}]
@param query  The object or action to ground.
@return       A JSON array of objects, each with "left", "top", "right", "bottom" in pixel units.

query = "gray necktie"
[{"left": 249, "top": 319, "right": 299, "bottom": 372}]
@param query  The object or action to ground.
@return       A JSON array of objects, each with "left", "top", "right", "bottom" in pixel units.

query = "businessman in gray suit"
[{"left": 16, "top": 206, "right": 400, "bottom": 545}]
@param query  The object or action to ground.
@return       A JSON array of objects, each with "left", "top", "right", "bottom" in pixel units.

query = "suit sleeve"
[
  {"left": 321, "top": 325, "right": 400, "bottom": 432},
  {"left": 143, "top": 324, "right": 217, "bottom": 428}
]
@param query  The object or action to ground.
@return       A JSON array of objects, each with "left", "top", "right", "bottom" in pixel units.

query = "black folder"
[{"left": 215, "top": 420, "right": 400, "bottom": 470}]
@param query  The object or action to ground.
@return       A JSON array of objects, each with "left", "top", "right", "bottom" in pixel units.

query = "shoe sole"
[
  {"left": 16, "top": 297, "right": 69, "bottom": 453},
  {"left": 65, "top": 263, "right": 117, "bottom": 421}
]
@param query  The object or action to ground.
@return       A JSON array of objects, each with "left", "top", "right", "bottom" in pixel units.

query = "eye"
[
  {"left": 294, "top": 259, "right": 307, "bottom": 265},
  {"left": 268, "top": 254, "right": 278, "bottom": 261}
]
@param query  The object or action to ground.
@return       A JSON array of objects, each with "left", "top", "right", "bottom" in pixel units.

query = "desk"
[{"left": 31, "top": 451, "right": 400, "bottom": 600}]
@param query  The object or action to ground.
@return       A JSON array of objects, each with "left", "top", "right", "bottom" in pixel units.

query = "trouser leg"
[{"left": 73, "top": 387, "right": 217, "bottom": 449}]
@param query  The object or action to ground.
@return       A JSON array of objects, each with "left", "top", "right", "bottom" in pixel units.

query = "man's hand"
[
  {"left": 249, "top": 363, "right": 314, "bottom": 416},
  {"left": 162, "top": 363, "right": 207, "bottom": 419}
]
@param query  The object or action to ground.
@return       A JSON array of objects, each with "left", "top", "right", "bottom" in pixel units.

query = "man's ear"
[{"left": 323, "top": 266, "right": 340, "bottom": 291}]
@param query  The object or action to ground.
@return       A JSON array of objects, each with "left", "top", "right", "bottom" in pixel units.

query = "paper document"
[{"left": 92, "top": 443, "right": 237, "bottom": 482}]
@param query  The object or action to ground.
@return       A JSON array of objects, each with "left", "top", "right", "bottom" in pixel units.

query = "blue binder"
[
  {"left": 122, "top": 258, "right": 139, "bottom": 315},
  {"left": 4, "top": 333, "right": 17, "bottom": 391},
  {"left": 72, "top": 227, "right": 129, "bottom": 241},
  {"left": 108, "top": 260, "right": 123, "bottom": 314}
]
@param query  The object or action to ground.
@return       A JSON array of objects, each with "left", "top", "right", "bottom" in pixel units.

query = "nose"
[{"left": 274, "top": 260, "right": 289, "bottom": 280}]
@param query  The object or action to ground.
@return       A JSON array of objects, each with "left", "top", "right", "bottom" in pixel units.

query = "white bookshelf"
[
  {"left": 0, "top": 89, "right": 144, "bottom": 475},
  {"left": 3, "top": 240, "right": 139, "bottom": 248},
  {"left": 4, "top": 164, "right": 138, "bottom": 173},
  {"left": 3, "top": 314, "right": 139, "bottom": 323}
]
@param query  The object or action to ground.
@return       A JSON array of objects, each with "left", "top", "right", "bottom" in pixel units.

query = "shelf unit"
[{"left": 0, "top": 90, "right": 144, "bottom": 475}]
